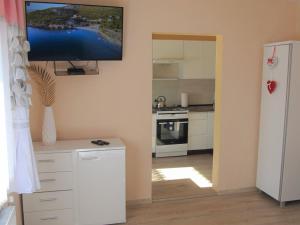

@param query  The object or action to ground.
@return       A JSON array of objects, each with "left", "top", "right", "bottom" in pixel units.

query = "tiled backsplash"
[{"left": 152, "top": 79, "right": 215, "bottom": 106}]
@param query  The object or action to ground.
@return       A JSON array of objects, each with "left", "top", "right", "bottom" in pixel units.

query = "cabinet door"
[
  {"left": 182, "top": 41, "right": 216, "bottom": 79},
  {"left": 201, "top": 41, "right": 216, "bottom": 79},
  {"left": 152, "top": 114, "right": 156, "bottom": 153},
  {"left": 77, "top": 150, "right": 126, "bottom": 225},
  {"left": 153, "top": 40, "right": 183, "bottom": 59},
  {"left": 189, "top": 119, "right": 208, "bottom": 135},
  {"left": 188, "top": 112, "right": 209, "bottom": 150},
  {"left": 207, "top": 112, "right": 214, "bottom": 149},
  {"left": 189, "top": 135, "right": 209, "bottom": 150},
  {"left": 153, "top": 63, "right": 180, "bottom": 80}
]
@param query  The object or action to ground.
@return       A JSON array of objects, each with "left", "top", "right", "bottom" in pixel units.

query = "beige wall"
[
  {"left": 297, "top": 2, "right": 300, "bottom": 38},
  {"left": 29, "top": 0, "right": 299, "bottom": 203}
]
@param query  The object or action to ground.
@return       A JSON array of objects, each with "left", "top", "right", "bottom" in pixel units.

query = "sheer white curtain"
[
  {"left": 0, "top": 17, "right": 14, "bottom": 208},
  {"left": 0, "top": 0, "right": 40, "bottom": 204},
  {"left": 7, "top": 24, "right": 40, "bottom": 193}
]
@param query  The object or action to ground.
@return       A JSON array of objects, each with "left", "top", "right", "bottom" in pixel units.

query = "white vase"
[{"left": 42, "top": 106, "right": 56, "bottom": 145}]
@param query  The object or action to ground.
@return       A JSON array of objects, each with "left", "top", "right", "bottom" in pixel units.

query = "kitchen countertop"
[
  {"left": 152, "top": 104, "right": 214, "bottom": 113},
  {"left": 188, "top": 105, "right": 214, "bottom": 112}
]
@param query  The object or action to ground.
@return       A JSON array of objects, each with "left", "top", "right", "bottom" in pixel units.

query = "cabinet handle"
[
  {"left": 80, "top": 156, "right": 99, "bottom": 161},
  {"left": 40, "top": 217, "right": 58, "bottom": 221},
  {"left": 40, "top": 178, "right": 56, "bottom": 183},
  {"left": 38, "top": 159, "right": 55, "bottom": 163},
  {"left": 158, "top": 122, "right": 168, "bottom": 125},
  {"left": 40, "top": 198, "right": 57, "bottom": 202}
]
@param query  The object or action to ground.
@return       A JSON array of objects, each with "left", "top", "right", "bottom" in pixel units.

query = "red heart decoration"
[
  {"left": 267, "top": 57, "right": 273, "bottom": 65},
  {"left": 267, "top": 80, "right": 276, "bottom": 94}
]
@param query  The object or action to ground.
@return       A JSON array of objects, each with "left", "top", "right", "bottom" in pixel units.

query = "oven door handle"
[
  {"left": 158, "top": 121, "right": 188, "bottom": 125},
  {"left": 158, "top": 122, "right": 168, "bottom": 125}
]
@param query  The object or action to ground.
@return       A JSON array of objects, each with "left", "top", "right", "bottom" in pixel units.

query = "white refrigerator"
[{"left": 257, "top": 41, "right": 300, "bottom": 206}]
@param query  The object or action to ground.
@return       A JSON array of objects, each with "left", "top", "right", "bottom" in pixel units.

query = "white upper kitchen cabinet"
[
  {"left": 153, "top": 40, "right": 184, "bottom": 60},
  {"left": 181, "top": 41, "right": 216, "bottom": 79}
]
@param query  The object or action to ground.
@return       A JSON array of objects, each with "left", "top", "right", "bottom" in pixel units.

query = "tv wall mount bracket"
[{"left": 53, "top": 60, "right": 99, "bottom": 76}]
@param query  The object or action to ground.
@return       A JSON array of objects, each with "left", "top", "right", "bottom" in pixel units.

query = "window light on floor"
[{"left": 152, "top": 167, "right": 213, "bottom": 188}]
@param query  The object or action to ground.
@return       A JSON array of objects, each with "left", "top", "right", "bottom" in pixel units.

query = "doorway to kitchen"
[{"left": 151, "top": 33, "right": 219, "bottom": 201}]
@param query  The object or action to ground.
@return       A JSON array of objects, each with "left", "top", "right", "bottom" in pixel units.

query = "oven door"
[{"left": 156, "top": 119, "right": 188, "bottom": 145}]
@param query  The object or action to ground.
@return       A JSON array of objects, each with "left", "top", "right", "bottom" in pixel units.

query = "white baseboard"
[
  {"left": 126, "top": 187, "right": 257, "bottom": 206},
  {"left": 126, "top": 198, "right": 152, "bottom": 206},
  {"left": 216, "top": 187, "right": 257, "bottom": 195}
]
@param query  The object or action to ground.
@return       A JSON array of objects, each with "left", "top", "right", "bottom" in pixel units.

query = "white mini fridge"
[{"left": 257, "top": 41, "right": 300, "bottom": 206}]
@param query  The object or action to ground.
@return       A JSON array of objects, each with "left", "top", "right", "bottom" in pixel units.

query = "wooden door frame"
[{"left": 151, "top": 33, "right": 223, "bottom": 195}]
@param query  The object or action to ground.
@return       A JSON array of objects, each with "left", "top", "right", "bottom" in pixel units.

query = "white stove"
[{"left": 155, "top": 110, "right": 189, "bottom": 157}]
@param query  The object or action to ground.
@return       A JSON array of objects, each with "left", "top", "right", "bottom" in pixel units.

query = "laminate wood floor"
[
  {"left": 127, "top": 191, "right": 300, "bottom": 225},
  {"left": 152, "top": 154, "right": 215, "bottom": 200}
]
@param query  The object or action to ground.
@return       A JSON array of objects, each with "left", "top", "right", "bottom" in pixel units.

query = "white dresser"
[{"left": 22, "top": 139, "right": 126, "bottom": 225}]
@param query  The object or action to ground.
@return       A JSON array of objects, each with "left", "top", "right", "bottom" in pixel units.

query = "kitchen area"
[{"left": 151, "top": 35, "right": 216, "bottom": 200}]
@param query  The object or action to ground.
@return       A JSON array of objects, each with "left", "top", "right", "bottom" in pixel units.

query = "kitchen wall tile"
[{"left": 152, "top": 79, "right": 215, "bottom": 106}]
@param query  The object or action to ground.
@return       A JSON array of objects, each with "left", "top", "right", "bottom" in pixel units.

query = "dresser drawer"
[
  {"left": 23, "top": 191, "right": 73, "bottom": 213},
  {"left": 38, "top": 172, "right": 73, "bottom": 192},
  {"left": 24, "top": 209, "right": 73, "bottom": 225},
  {"left": 36, "top": 153, "right": 73, "bottom": 173}
]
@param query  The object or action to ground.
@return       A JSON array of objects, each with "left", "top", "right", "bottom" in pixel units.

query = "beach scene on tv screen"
[{"left": 26, "top": 2, "right": 123, "bottom": 60}]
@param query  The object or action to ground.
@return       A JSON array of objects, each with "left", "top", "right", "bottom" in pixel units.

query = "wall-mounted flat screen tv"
[{"left": 25, "top": 1, "right": 123, "bottom": 61}]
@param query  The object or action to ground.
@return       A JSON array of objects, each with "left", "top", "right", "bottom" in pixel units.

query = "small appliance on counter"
[
  {"left": 181, "top": 93, "right": 188, "bottom": 107},
  {"left": 154, "top": 96, "right": 167, "bottom": 108}
]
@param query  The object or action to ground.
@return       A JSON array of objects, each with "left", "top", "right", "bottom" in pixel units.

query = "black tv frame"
[{"left": 24, "top": 1, "right": 124, "bottom": 61}]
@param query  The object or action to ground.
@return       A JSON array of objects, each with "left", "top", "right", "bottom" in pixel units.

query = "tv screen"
[{"left": 25, "top": 1, "right": 123, "bottom": 61}]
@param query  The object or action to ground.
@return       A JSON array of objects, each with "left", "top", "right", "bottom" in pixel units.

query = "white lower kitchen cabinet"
[
  {"left": 188, "top": 112, "right": 214, "bottom": 150},
  {"left": 189, "top": 135, "right": 209, "bottom": 150},
  {"left": 207, "top": 111, "right": 214, "bottom": 148},
  {"left": 152, "top": 113, "right": 157, "bottom": 153},
  {"left": 23, "top": 139, "right": 126, "bottom": 225}
]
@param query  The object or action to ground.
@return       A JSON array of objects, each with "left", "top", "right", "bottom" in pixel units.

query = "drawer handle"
[
  {"left": 38, "top": 159, "right": 55, "bottom": 163},
  {"left": 40, "top": 179, "right": 56, "bottom": 183},
  {"left": 80, "top": 156, "right": 99, "bottom": 161},
  {"left": 40, "top": 198, "right": 57, "bottom": 202},
  {"left": 40, "top": 217, "right": 58, "bottom": 221}
]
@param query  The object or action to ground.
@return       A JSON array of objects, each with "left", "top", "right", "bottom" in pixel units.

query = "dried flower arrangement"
[{"left": 28, "top": 64, "right": 56, "bottom": 106}]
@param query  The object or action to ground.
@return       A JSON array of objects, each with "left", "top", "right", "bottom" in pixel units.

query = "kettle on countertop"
[{"left": 154, "top": 96, "right": 167, "bottom": 108}]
